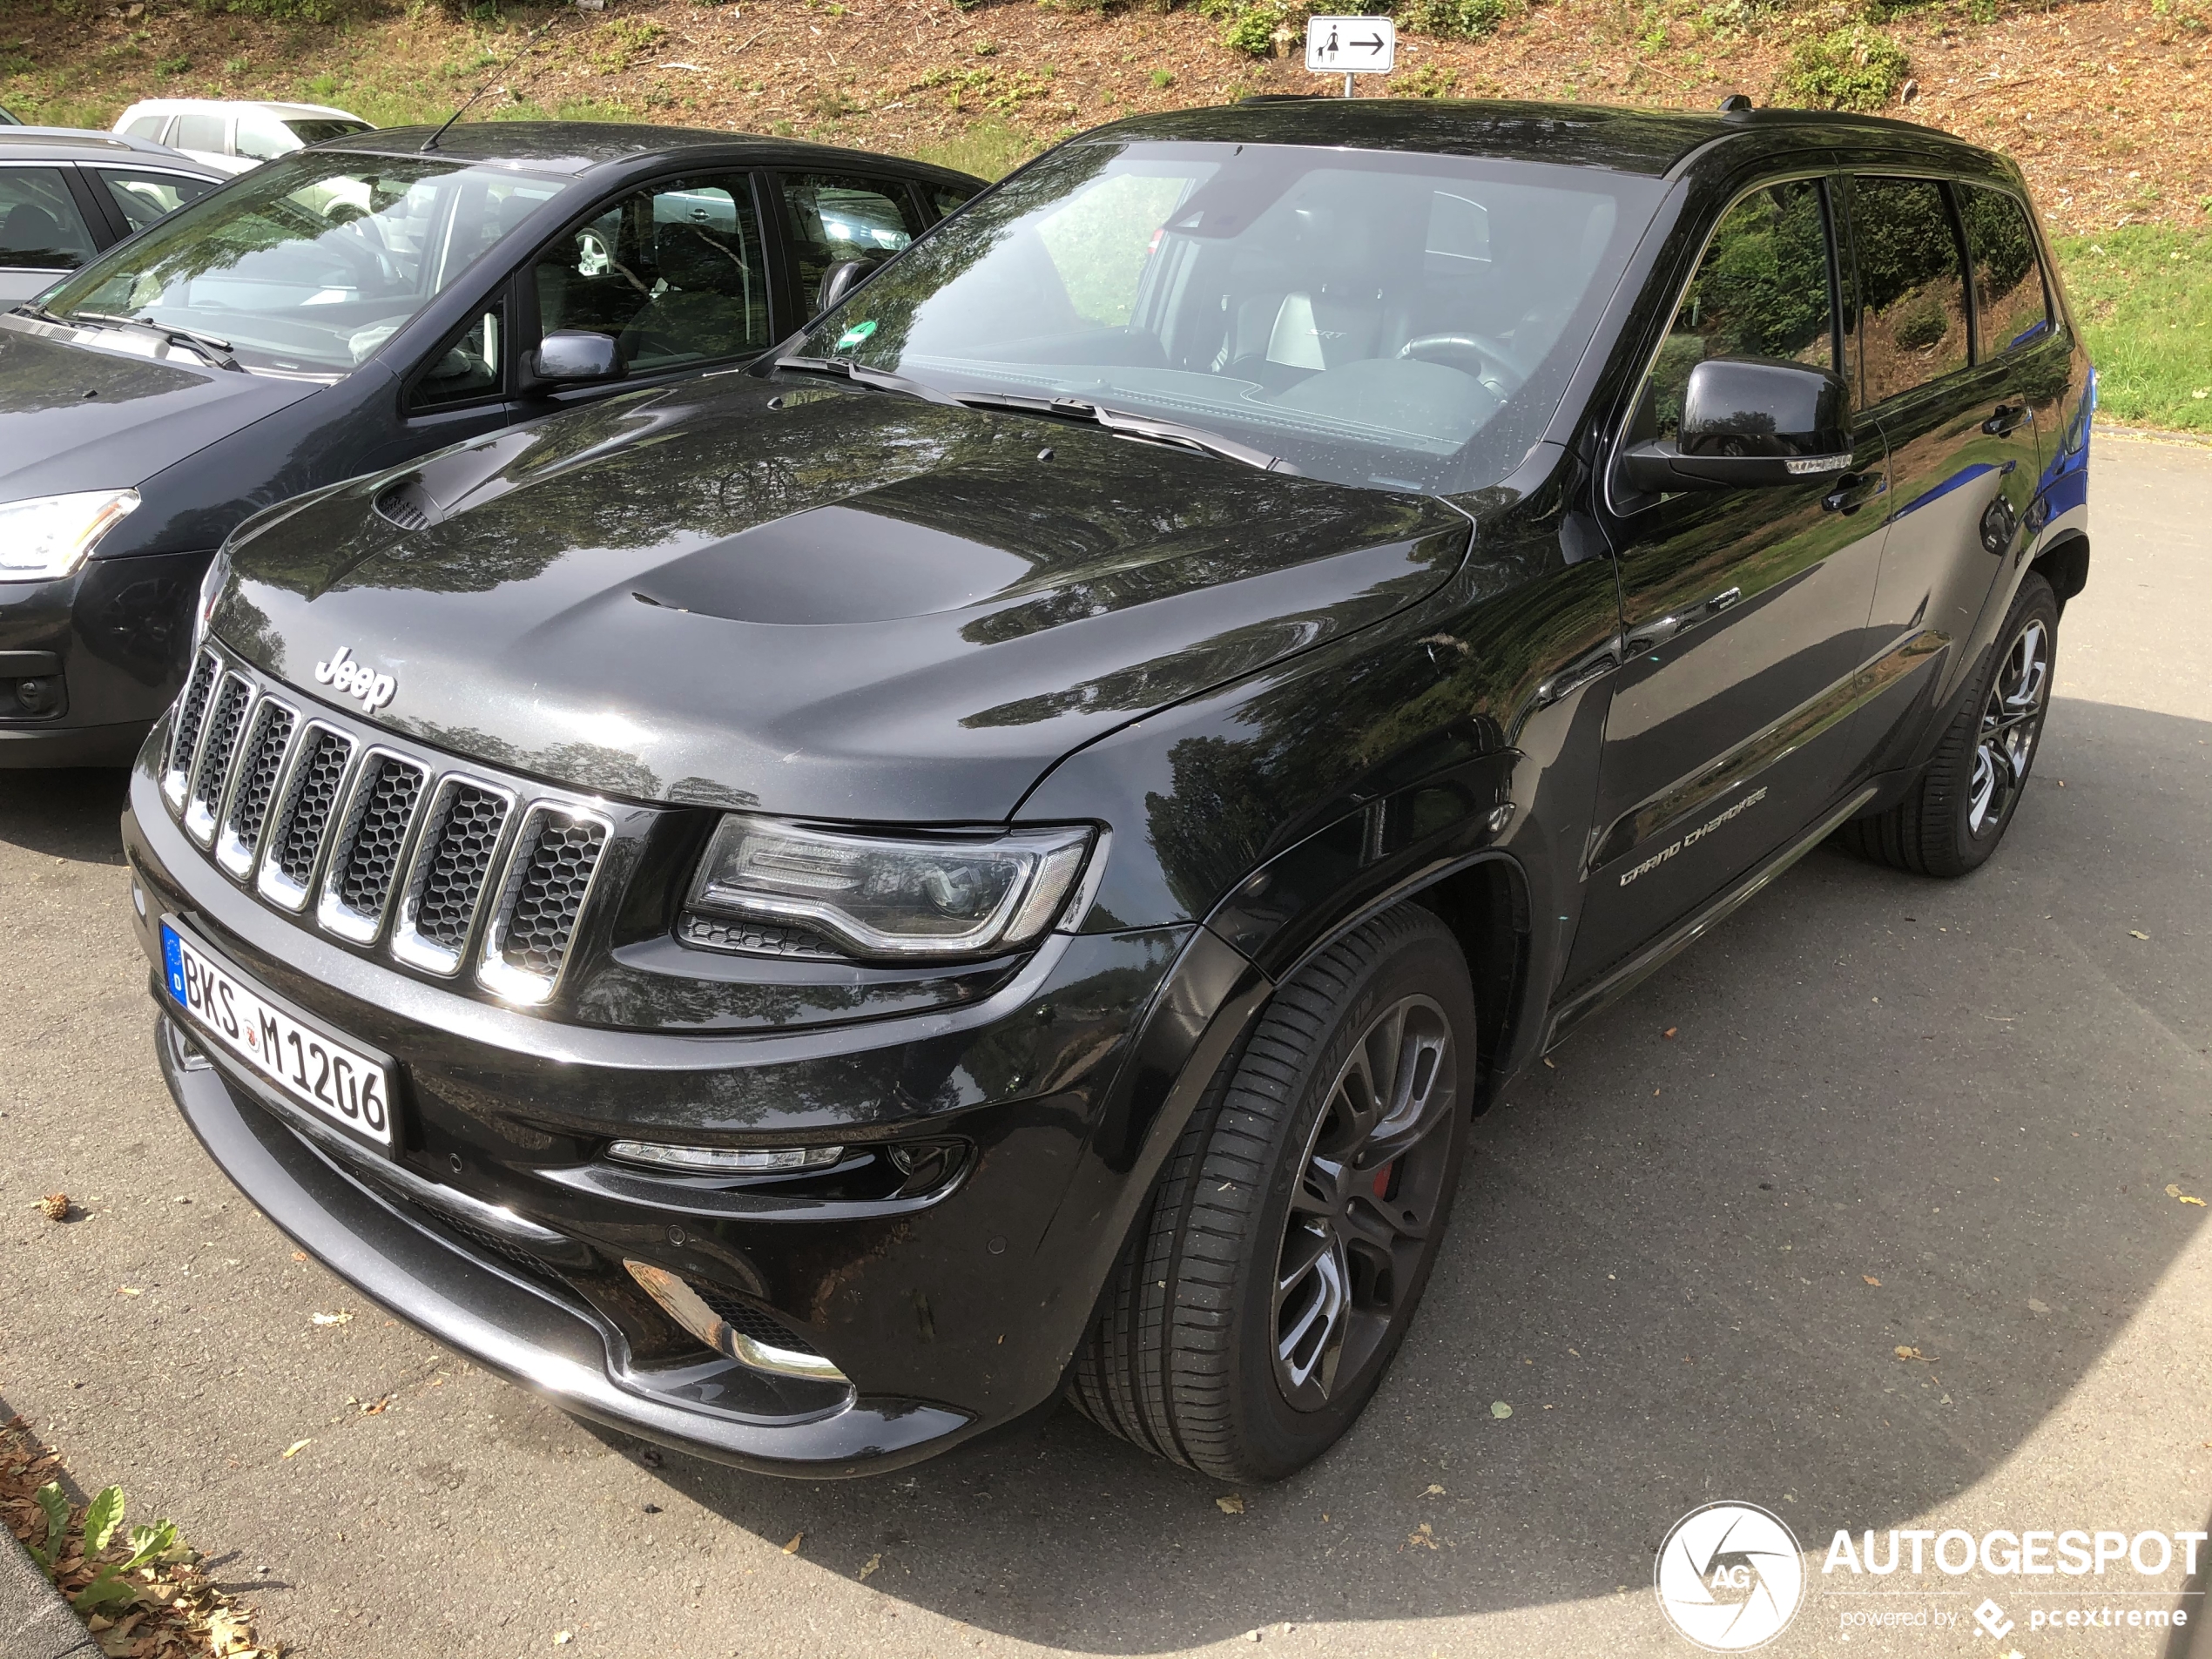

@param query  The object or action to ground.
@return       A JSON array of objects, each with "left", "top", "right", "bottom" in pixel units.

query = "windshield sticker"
[{"left": 834, "top": 319, "right": 877, "bottom": 352}]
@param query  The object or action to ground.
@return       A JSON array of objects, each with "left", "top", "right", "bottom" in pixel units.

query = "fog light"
[
  {"left": 623, "top": 1261, "right": 849, "bottom": 1383},
  {"left": 606, "top": 1140, "right": 844, "bottom": 1175},
  {"left": 15, "top": 677, "right": 54, "bottom": 714}
]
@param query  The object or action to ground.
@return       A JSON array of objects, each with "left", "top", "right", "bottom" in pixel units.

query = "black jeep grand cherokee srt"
[{"left": 123, "top": 98, "right": 2092, "bottom": 1483}]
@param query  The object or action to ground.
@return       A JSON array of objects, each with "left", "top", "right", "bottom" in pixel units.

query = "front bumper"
[
  {"left": 0, "top": 550, "right": 210, "bottom": 767},
  {"left": 157, "top": 1015, "right": 974, "bottom": 1474},
  {"left": 125, "top": 738, "right": 1268, "bottom": 1474}
]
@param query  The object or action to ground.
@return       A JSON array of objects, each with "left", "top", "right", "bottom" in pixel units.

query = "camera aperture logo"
[{"left": 1656, "top": 1502, "right": 1806, "bottom": 1651}]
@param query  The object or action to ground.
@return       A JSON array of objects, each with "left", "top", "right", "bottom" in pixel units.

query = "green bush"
[
  {"left": 1400, "top": 0, "right": 1514, "bottom": 36},
  {"left": 1777, "top": 24, "right": 1909, "bottom": 110},
  {"left": 1221, "top": 3, "right": 1282, "bottom": 54},
  {"left": 207, "top": 0, "right": 354, "bottom": 21}
]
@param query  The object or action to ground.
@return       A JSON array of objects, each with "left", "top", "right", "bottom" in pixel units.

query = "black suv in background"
[
  {"left": 0, "top": 123, "right": 978, "bottom": 765},
  {"left": 126, "top": 99, "right": 2091, "bottom": 1482}
]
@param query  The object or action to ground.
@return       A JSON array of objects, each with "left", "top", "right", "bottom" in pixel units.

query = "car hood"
[
  {"left": 0, "top": 314, "right": 325, "bottom": 498},
  {"left": 213, "top": 377, "right": 1470, "bottom": 821}
]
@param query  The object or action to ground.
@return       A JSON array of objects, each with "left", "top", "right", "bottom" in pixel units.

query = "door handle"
[
  {"left": 1821, "top": 470, "right": 1885, "bottom": 515},
  {"left": 1981, "top": 402, "right": 2029, "bottom": 436}
]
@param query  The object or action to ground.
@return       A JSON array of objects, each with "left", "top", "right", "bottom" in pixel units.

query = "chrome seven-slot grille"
[{"left": 159, "top": 646, "right": 610, "bottom": 1003}]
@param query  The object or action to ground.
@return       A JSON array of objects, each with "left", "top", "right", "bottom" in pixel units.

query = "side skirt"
[{"left": 1541, "top": 783, "right": 1879, "bottom": 1053}]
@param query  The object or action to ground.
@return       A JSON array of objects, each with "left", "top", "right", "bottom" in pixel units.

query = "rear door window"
[
  {"left": 1851, "top": 177, "right": 1970, "bottom": 404},
  {"left": 174, "top": 112, "right": 229, "bottom": 155},
  {"left": 123, "top": 116, "right": 170, "bottom": 142},
  {"left": 96, "top": 168, "right": 219, "bottom": 235},
  {"left": 778, "top": 172, "right": 925, "bottom": 302},
  {"left": 1959, "top": 185, "right": 2052, "bottom": 358},
  {"left": 0, "top": 167, "right": 100, "bottom": 270}
]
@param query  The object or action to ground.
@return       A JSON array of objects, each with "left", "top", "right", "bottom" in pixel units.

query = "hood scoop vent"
[{"left": 373, "top": 475, "right": 440, "bottom": 533}]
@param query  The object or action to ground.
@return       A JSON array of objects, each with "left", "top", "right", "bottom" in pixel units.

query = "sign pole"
[{"left": 1344, "top": 71, "right": 1354, "bottom": 98}]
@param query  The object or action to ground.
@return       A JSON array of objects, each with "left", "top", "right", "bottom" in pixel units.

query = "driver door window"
[{"left": 532, "top": 174, "right": 768, "bottom": 375}]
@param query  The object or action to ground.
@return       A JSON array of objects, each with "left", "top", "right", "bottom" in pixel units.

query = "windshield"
[
  {"left": 797, "top": 140, "right": 1662, "bottom": 493},
  {"left": 39, "top": 152, "right": 570, "bottom": 376}
]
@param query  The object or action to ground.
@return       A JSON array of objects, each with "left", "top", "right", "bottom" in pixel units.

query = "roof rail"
[{"left": 0, "top": 126, "right": 185, "bottom": 156}]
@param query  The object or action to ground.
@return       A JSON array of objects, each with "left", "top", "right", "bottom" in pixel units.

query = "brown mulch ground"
[{"left": 5, "top": 0, "right": 2209, "bottom": 233}]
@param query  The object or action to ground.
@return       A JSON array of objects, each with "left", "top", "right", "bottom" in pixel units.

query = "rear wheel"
[
  {"left": 1835, "top": 572, "right": 2057, "bottom": 878},
  {"left": 1068, "top": 905, "right": 1476, "bottom": 1482}
]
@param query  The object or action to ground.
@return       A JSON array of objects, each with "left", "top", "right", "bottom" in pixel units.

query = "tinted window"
[
  {"left": 1960, "top": 185, "right": 2050, "bottom": 357},
  {"left": 0, "top": 167, "right": 98, "bottom": 270},
  {"left": 798, "top": 143, "right": 1660, "bottom": 493},
  {"left": 412, "top": 303, "right": 502, "bottom": 410},
  {"left": 287, "top": 120, "right": 372, "bottom": 145},
  {"left": 1853, "top": 177, "right": 1969, "bottom": 403},
  {"left": 780, "top": 173, "right": 921, "bottom": 299},
  {"left": 928, "top": 182, "right": 976, "bottom": 220},
  {"left": 98, "top": 167, "right": 218, "bottom": 234},
  {"left": 123, "top": 116, "right": 168, "bottom": 141},
  {"left": 535, "top": 174, "right": 769, "bottom": 374},
  {"left": 174, "top": 112, "right": 227, "bottom": 154},
  {"left": 1641, "top": 179, "right": 1833, "bottom": 443}
]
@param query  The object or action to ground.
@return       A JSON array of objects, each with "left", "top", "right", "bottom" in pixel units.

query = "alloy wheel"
[
  {"left": 1968, "top": 614, "right": 2051, "bottom": 838},
  {"left": 1273, "top": 994, "right": 1459, "bottom": 1413}
]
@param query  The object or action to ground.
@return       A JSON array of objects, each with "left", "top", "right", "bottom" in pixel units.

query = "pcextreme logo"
[{"left": 1655, "top": 1502, "right": 1805, "bottom": 1651}]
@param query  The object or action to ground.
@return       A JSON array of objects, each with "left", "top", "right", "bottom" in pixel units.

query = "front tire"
[
  {"left": 1835, "top": 571, "right": 2058, "bottom": 878},
  {"left": 1069, "top": 905, "right": 1477, "bottom": 1482}
]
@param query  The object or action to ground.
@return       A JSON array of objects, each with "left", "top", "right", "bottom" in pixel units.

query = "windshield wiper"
[
  {"left": 952, "top": 391, "right": 1293, "bottom": 474},
  {"left": 65, "top": 311, "right": 241, "bottom": 371},
  {"left": 773, "top": 354, "right": 961, "bottom": 406}
]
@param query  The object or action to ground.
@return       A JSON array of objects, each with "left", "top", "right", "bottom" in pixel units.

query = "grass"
[
  {"left": 912, "top": 119, "right": 1039, "bottom": 179},
  {"left": 2056, "top": 226, "right": 2212, "bottom": 432}
]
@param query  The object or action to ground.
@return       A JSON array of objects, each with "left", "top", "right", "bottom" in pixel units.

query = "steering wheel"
[{"left": 1398, "top": 334, "right": 1528, "bottom": 397}]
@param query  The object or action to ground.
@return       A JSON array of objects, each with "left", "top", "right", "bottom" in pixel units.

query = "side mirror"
[
  {"left": 531, "top": 329, "right": 626, "bottom": 387},
  {"left": 815, "top": 259, "right": 871, "bottom": 318},
  {"left": 1622, "top": 357, "right": 1851, "bottom": 492}
]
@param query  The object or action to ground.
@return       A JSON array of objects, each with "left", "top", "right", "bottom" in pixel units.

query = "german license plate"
[{"left": 160, "top": 919, "right": 395, "bottom": 1150}]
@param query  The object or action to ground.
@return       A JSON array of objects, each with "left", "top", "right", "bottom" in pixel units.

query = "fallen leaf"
[
  {"left": 1216, "top": 1494, "right": 1245, "bottom": 1514},
  {"left": 290, "top": 1251, "right": 307, "bottom": 1263},
  {"left": 310, "top": 1312, "right": 352, "bottom": 1327},
  {"left": 1422, "top": 1484, "right": 1447, "bottom": 1497},
  {"left": 1407, "top": 1521, "right": 1440, "bottom": 1549},
  {"left": 2128, "top": 930, "right": 2149, "bottom": 940},
  {"left": 359, "top": 1395, "right": 393, "bottom": 1416},
  {"left": 1863, "top": 1276, "right": 1882, "bottom": 1286},
  {"left": 1490, "top": 1400, "right": 1513, "bottom": 1419},
  {"left": 1894, "top": 1345, "right": 1934, "bottom": 1362},
  {"left": 115, "top": 1287, "right": 143, "bottom": 1297},
  {"left": 280, "top": 1440, "right": 311, "bottom": 1459},
  {"left": 1662, "top": 1027, "right": 1677, "bottom": 1039},
  {"left": 37, "top": 1193, "right": 69, "bottom": 1221},
  {"left": 782, "top": 1532, "right": 803, "bottom": 1554},
  {"left": 858, "top": 1553, "right": 881, "bottom": 1582},
  {"left": 553, "top": 1635, "right": 572, "bottom": 1647}
]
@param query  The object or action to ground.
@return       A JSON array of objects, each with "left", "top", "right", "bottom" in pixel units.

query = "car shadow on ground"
[
  {"left": 0, "top": 767, "right": 130, "bottom": 863},
  {"left": 620, "top": 695, "right": 2210, "bottom": 1650}
]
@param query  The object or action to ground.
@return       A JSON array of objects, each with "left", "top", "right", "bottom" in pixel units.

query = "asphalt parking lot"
[{"left": 3, "top": 435, "right": 2209, "bottom": 1659}]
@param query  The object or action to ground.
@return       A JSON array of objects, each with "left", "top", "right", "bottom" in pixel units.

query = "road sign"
[{"left": 1305, "top": 16, "right": 1395, "bottom": 75}]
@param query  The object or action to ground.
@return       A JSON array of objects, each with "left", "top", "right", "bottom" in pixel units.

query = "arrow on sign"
[{"left": 1353, "top": 32, "right": 1386, "bottom": 48}]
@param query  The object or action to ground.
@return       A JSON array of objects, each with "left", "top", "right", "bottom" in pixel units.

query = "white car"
[{"left": 111, "top": 99, "right": 372, "bottom": 176}]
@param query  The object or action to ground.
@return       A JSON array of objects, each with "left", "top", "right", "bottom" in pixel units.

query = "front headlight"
[
  {"left": 0, "top": 489, "right": 140, "bottom": 581},
  {"left": 686, "top": 816, "right": 1094, "bottom": 961}
]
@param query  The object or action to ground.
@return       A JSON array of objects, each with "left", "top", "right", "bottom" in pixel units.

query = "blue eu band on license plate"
[{"left": 161, "top": 921, "right": 395, "bottom": 1149}]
